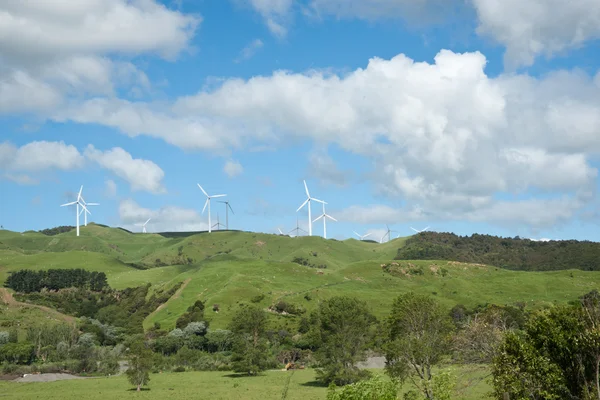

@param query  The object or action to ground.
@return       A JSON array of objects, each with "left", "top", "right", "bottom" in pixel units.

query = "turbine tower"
[
  {"left": 218, "top": 200, "right": 234, "bottom": 230},
  {"left": 136, "top": 218, "right": 151, "bottom": 233},
  {"left": 380, "top": 225, "right": 398, "bottom": 243},
  {"left": 296, "top": 180, "right": 325, "bottom": 236},
  {"left": 78, "top": 194, "right": 99, "bottom": 226},
  {"left": 410, "top": 226, "right": 430, "bottom": 234},
  {"left": 197, "top": 184, "right": 226, "bottom": 233},
  {"left": 212, "top": 213, "right": 226, "bottom": 231},
  {"left": 353, "top": 231, "right": 372, "bottom": 241},
  {"left": 313, "top": 202, "right": 337, "bottom": 239},
  {"left": 288, "top": 217, "right": 307, "bottom": 237},
  {"left": 60, "top": 185, "right": 90, "bottom": 237}
]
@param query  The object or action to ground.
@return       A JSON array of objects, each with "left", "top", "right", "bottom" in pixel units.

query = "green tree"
[
  {"left": 326, "top": 375, "right": 400, "bottom": 400},
  {"left": 310, "top": 296, "right": 377, "bottom": 386},
  {"left": 125, "top": 340, "right": 153, "bottom": 391},
  {"left": 384, "top": 292, "right": 454, "bottom": 399},
  {"left": 229, "top": 305, "right": 269, "bottom": 375}
]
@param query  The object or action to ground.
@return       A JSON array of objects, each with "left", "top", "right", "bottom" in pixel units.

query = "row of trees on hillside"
[
  {"left": 5, "top": 269, "right": 108, "bottom": 293},
  {"left": 396, "top": 232, "right": 600, "bottom": 271}
]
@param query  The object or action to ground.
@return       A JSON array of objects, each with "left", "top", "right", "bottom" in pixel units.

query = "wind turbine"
[
  {"left": 197, "top": 184, "right": 226, "bottom": 233},
  {"left": 288, "top": 217, "right": 307, "bottom": 237},
  {"left": 411, "top": 226, "right": 430, "bottom": 234},
  {"left": 212, "top": 213, "right": 226, "bottom": 231},
  {"left": 60, "top": 185, "right": 90, "bottom": 237},
  {"left": 296, "top": 180, "right": 325, "bottom": 236},
  {"left": 78, "top": 194, "right": 99, "bottom": 226},
  {"left": 313, "top": 202, "right": 337, "bottom": 239},
  {"left": 353, "top": 231, "right": 373, "bottom": 241},
  {"left": 218, "top": 200, "right": 234, "bottom": 230},
  {"left": 380, "top": 225, "right": 398, "bottom": 243},
  {"left": 135, "top": 218, "right": 151, "bottom": 233}
]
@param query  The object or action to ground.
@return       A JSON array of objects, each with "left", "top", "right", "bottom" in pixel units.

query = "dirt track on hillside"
[
  {"left": 146, "top": 278, "right": 192, "bottom": 320},
  {"left": 0, "top": 288, "right": 75, "bottom": 323}
]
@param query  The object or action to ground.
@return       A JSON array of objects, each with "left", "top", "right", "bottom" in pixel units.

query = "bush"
[
  {"left": 326, "top": 375, "right": 399, "bottom": 400},
  {"left": 0, "top": 343, "right": 35, "bottom": 364},
  {"left": 251, "top": 294, "right": 265, "bottom": 303}
]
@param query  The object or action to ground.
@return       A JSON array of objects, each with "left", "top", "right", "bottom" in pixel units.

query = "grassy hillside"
[
  {"left": 2, "top": 225, "right": 600, "bottom": 331},
  {"left": 396, "top": 231, "right": 600, "bottom": 271}
]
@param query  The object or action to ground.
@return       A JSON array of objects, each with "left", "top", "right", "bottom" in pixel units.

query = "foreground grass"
[{"left": 0, "top": 367, "right": 491, "bottom": 400}]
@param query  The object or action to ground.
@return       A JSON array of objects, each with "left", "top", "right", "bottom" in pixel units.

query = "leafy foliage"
[
  {"left": 229, "top": 305, "right": 270, "bottom": 375},
  {"left": 175, "top": 300, "right": 205, "bottom": 329},
  {"left": 396, "top": 231, "right": 600, "bottom": 271},
  {"left": 38, "top": 226, "right": 74, "bottom": 236},
  {"left": 310, "top": 296, "right": 377, "bottom": 386},
  {"left": 6, "top": 269, "right": 108, "bottom": 293},
  {"left": 326, "top": 375, "right": 400, "bottom": 400},
  {"left": 125, "top": 340, "right": 153, "bottom": 391}
]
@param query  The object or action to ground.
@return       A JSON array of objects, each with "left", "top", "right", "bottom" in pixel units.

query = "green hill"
[
  {"left": 395, "top": 232, "right": 600, "bottom": 271},
  {"left": 2, "top": 224, "right": 600, "bottom": 331}
]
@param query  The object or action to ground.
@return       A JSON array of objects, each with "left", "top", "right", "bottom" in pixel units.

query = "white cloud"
[
  {"left": 31, "top": 49, "right": 600, "bottom": 229},
  {"left": 105, "top": 179, "right": 118, "bottom": 198},
  {"left": 223, "top": 160, "right": 244, "bottom": 178},
  {"left": 0, "top": 141, "right": 85, "bottom": 171},
  {"left": 472, "top": 0, "right": 600, "bottom": 69},
  {"left": 0, "top": 1, "right": 200, "bottom": 114},
  {"left": 118, "top": 198, "right": 209, "bottom": 232},
  {"left": 84, "top": 145, "right": 166, "bottom": 194},
  {"left": 2, "top": 173, "right": 39, "bottom": 185},
  {"left": 245, "top": 0, "right": 292, "bottom": 38},
  {"left": 235, "top": 39, "right": 264, "bottom": 63}
]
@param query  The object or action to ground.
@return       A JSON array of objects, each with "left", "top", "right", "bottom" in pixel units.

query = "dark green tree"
[
  {"left": 310, "top": 296, "right": 377, "bottom": 386},
  {"left": 229, "top": 305, "right": 269, "bottom": 375},
  {"left": 175, "top": 300, "right": 205, "bottom": 329},
  {"left": 384, "top": 292, "right": 454, "bottom": 399}
]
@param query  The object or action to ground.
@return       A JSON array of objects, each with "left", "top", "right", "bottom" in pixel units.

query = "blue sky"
[{"left": 1, "top": 0, "right": 600, "bottom": 241}]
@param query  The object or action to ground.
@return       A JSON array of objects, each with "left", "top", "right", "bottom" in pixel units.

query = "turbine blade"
[
  {"left": 423, "top": 226, "right": 430, "bottom": 231},
  {"left": 202, "top": 198, "right": 209, "bottom": 214},
  {"left": 327, "top": 215, "right": 337, "bottom": 222},
  {"left": 353, "top": 231, "right": 360, "bottom": 237},
  {"left": 60, "top": 201, "right": 77, "bottom": 207},
  {"left": 228, "top": 203, "right": 234, "bottom": 214},
  {"left": 364, "top": 233, "right": 372, "bottom": 238},
  {"left": 212, "top": 194, "right": 226, "bottom": 198},
  {"left": 278, "top": 228, "right": 283, "bottom": 234},
  {"left": 86, "top": 203, "right": 99, "bottom": 206},
  {"left": 312, "top": 198, "right": 326, "bottom": 204},
  {"left": 296, "top": 199, "right": 309, "bottom": 212},
  {"left": 313, "top": 215, "right": 324, "bottom": 222},
  {"left": 78, "top": 185, "right": 83, "bottom": 198},
  {"left": 303, "top": 180, "right": 310, "bottom": 197},
  {"left": 144, "top": 218, "right": 151, "bottom": 225},
  {"left": 410, "top": 227, "right": 419, "bottom": 233},
  {"left": 197, "top": 183, "right": 208, "bottom": 197}
]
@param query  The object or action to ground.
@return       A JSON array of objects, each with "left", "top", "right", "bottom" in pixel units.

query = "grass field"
[
  {"left": 0, "top": 367, "right": 492, "bottom": 400},
  {"left": 1, "top": 224, "right": 599, "bottom": 330}
]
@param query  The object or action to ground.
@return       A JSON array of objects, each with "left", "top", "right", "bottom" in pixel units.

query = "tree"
[
  {"left": 310, "top": 296, "right": 377, "bottom": 386},
  {"left": 176, "top": 300, "right": 205, "bottom": 329},
  {"left": 326, "top": 375, "right": 400, "bottom": 400},
  {"left": 125, "top": 340, "right": 153, "bottom": 391},
  {"left": 229, "top": 305, "right": 269, "bottom": 375},
  {"left": 384, "top": 292, "right": 454, "bottom": 399}
]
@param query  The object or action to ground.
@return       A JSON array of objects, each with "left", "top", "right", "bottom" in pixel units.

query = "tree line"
[
  {"left": 5, "top": 269, "right": 108, "bottom": 293},
  {"left": 396, "top": 232, "right": 600, "bottom": 271}
]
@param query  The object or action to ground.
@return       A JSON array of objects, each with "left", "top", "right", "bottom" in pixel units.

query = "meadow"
[{"left": 0, "top": 366, "right": 491, "bottom": 400}]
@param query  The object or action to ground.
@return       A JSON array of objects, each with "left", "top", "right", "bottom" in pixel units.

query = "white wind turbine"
[
  {"left": 217, "top": 200, "right": 234, "bottom": 230},
  {"left": 313, "top": 202, "right": 337, "bottom": 239},
  {"left": 380, "top": 225, "right": 398, "bottom": 243},
  {"left": 212, "top": 213, "right": 226, "bottom": 231},
  {"left": 60, "top": 185, "right": 90, "bottom": 237},
  {"left": 411, "top": 226, "right": 430, "bottom": 234},
  {"left": 288, "top": 217, "right": 307, "bottom": 238},
  {"left": 78, "top": 194, "right": 99, "bottom": 226},
  {"left": 197, "top": 184, "right": 226, "bottom": 233},
  {"left": 296, "top": 180, "right": 325, "bottom": 236},
  {"left": 136, "top": 218, "right": 151, "bottom": 233},
  {"left": 353, "top": 231, "right": 373, "bottom": 241}
]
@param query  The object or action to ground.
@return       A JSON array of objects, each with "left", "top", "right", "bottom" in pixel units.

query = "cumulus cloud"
[
  {"left": 118, "top": 198, "right": 209, "bottom": 232},
  {"left": 85, "top": 145, "right": 167, "bottom": 194},
  {"left": 245, "top": 0, "right": 293, "bottom": 38},
  {"left": 223, "top": 160, "right": 244, "bottom": 178},
  {"left": 472, "top": 0, "right": 600, "bottom": 69},
  {"left": 235, "top": 39, "right": 264, "bottom": 63},
  {"left": 49, "top": 49, "right": 600, "bottom": 228},
  {"left": 0, "top": 1, "right": 200, "bottom": 114},
  {"left": 307, "top": 150, "right": 351, "bottom": 187},
  {"left": 0, "top": 141, "right": 85, "bottom": 171}
]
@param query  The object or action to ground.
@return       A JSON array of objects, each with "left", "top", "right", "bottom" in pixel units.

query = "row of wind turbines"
[{"left": 60, "top": 181, "right": 430, "bottom": 241}]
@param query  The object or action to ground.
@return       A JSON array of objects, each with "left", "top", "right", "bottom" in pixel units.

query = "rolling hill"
[{"left": 1, "top": 224, "right": 600, "bottom": 331}]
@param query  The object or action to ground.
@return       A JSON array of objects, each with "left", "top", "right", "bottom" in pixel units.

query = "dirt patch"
[
  {"left": 0, "top": 288, "right": 75, "bottom": 323},
  {"left": 146, "top": 278, "right": 192, "bottom": 319},
  {"left": 255, "top": 240, "right": 266, "bottom": 247},
  {"left": 15, "top": 373, "right": 86, "bottom": 383},
  {"left": 358, "top": 357, "right": 386, "bottom": 369}
]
